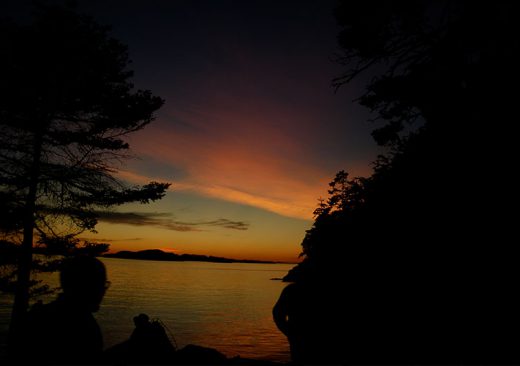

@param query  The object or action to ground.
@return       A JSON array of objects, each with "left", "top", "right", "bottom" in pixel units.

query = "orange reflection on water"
[{"left": 96, "top": 258, "right": 292, "bottom": 362}]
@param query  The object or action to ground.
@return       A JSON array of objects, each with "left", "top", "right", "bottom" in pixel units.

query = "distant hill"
[{"left": 103, "top": 249, "right": 280, "bottom": 264}]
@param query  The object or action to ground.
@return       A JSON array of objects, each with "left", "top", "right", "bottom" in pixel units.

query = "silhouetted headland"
[{"left": 104, "top": 249, "right": 284, "bottom": 264}]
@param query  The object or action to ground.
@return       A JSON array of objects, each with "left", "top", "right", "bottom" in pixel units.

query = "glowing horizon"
[{"left": 65, "top": 0, "right": 381, "bottom": 263}]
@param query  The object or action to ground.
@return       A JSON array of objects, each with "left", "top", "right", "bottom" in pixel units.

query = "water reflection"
[{"left": 0, "top": 258, "right": 292, "bottom": 362}]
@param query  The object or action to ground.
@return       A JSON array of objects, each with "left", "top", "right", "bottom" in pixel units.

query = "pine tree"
[{"left": 0, "top": 3, "right": 170, "bottom": 342}]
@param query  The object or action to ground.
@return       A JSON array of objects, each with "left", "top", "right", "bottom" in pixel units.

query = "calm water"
[{"left": 0, "top": 258, "right": 293, "bottom": 362}]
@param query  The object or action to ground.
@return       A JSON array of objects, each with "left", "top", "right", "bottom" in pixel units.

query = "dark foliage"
[
  {"left": 285, "top": 1, "right": 519, "bottom": 363},
  {"left": 0, "top": 2, "right": 170, "bottom": 338}
]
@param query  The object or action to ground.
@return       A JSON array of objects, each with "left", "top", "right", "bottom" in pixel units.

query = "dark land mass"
[{"left": 104, "top": 249, "right": 284, "bottom": 265}]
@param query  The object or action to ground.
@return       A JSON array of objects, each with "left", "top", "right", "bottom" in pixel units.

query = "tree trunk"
[{"left": 7, "top": 128, "right": 43, "bottom": 354}]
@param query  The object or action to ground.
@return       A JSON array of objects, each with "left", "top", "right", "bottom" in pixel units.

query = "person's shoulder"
[
  {"left": 28, "top": 299, "right": 62, "bottom": 323},
  {"left": 24, "top": 300, "right": 61, "bottom": 337}
]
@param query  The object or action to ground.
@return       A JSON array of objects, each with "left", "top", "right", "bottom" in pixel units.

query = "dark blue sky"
[{"left": 71, "top": 0, "right": 380, "bottom": 167}]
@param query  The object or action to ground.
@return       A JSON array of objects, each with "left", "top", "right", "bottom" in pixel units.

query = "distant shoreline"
[{"left": 103, "top": 249, "right": 296, "bottom": 265}]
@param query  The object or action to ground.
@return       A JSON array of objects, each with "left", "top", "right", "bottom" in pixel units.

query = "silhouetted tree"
[
  {"left": 335, "top": 1, "right": 517, "bottom": 143},
  {"left": 283, "top": 1, "right": 519, "bottom": 363},
  {"left": 299, "top": 171, "right": 366, "bottom": 262},
  {"left": 0, "top": 3, "right": 170, "bottom": 343},
  {"left": 332, "top": 0, "right": 518, "bottom": 273}
]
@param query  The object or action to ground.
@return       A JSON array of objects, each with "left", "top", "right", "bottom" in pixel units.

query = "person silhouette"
[
  {"left": 273, "top": 261, "right": 346, "bottom": 365},
  {"left": 273, "top": 282, "right": 305, "bottom": 363},
  {"left": 22, "top": 255, "right": 109, "bottom": 364},
  {"left": 274, "top": 278, "right": 339, "bottom": 364}
]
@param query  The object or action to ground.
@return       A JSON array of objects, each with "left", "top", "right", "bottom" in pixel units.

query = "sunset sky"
[{"left": 6, "top": 0, "right": 382, "bottom": 262}]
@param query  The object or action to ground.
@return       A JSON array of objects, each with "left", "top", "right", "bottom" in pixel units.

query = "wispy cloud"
[
  {"left": 79, "top": 237, "right": 143, "bottom": 242},
  {"left": 117, "top": 169, "right": 325, "bottom": 221},
  {"left": 202, "top": 218, "right": 249, "bottom": 230},
  {"left": 96, "top": 211, "right": 249, "bottom": 232},
  {"left": 123, "top": 101, "right": 373, "bottom": 221}
]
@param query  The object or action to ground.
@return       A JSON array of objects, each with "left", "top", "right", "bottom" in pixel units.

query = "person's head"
[{"left": 60, "top": 256, "right": 108, "bottom": 312}]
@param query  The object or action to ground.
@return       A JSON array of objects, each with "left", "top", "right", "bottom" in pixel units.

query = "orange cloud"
[
  {"left": 122, "top": 101, "right": 371, "bottom": 220},
  {"left": 117, "top": 167, "right": 325, "bottom": 220}
]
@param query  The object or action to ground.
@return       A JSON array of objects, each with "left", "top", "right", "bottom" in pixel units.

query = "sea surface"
[{"left": 0, "top": 258, "right": 294, "bottom": 362}]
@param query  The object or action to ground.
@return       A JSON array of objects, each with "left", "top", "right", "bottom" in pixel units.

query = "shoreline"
[{"left": 103, "top": 249, "right": 298, "bottom": 265}]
